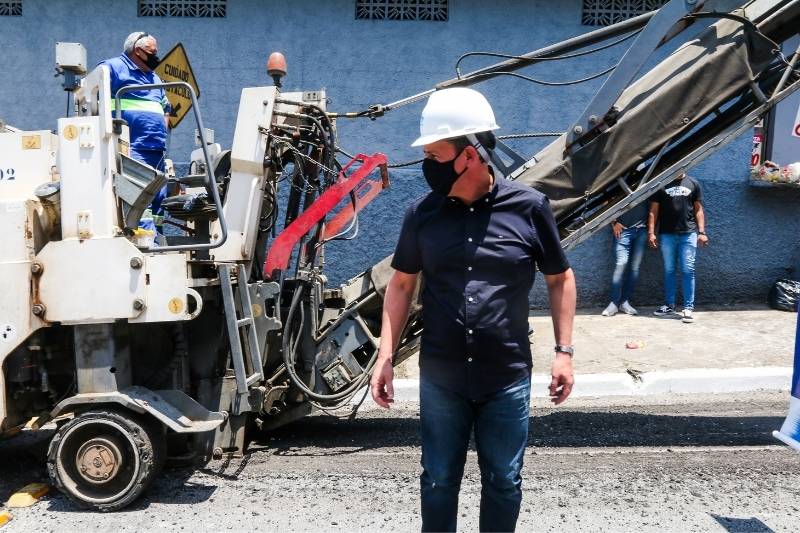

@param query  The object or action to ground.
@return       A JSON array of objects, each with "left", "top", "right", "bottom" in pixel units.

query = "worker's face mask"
[
  {"left": 422, "top": 149, "right": 467, "bottom": 196},
  {"left": 140, "top": 50, "right": 160, "bottom": 70}
]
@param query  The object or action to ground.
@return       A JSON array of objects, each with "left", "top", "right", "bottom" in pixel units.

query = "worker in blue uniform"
[{"left": 99, "top": 32, "right": 171, "bottom": 228}]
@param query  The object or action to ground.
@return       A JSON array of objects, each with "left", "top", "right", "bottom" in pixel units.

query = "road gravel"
[{"left": 1, "top": 392, "right": 798, "bottom": 532}]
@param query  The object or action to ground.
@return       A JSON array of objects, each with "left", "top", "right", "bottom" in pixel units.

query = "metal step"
[{"left": 219, "top": 263, "right": 265, "bottom": 415}]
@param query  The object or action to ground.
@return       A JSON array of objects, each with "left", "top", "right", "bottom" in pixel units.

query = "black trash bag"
[{"left": 768, "top": 279, "right": 800, "bottom": 312}]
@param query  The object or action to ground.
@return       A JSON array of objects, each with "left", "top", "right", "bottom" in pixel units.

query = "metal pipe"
[
  {"left": 635, "top": 139, "right": 672, "bottom": 191},
  {"left": 772, "top": 41, "right": 800, "bottom": 98}
]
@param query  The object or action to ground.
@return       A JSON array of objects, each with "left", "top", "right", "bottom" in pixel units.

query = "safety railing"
[{"left": 114, "top": 82, "right": 228, "bottom": 253}]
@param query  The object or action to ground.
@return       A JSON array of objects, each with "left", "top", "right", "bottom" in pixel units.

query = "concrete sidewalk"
[{"left": 393, "top": 304, "right": 796, "bottom": 398}]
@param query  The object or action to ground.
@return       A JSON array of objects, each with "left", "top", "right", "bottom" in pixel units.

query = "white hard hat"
[{"left": 411, "top": 87, "right": 500, "bottom": 147}]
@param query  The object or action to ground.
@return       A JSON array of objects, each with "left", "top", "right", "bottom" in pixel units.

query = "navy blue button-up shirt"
[{"left": 392, "top": 177, "right": 569, "bottom": 399}]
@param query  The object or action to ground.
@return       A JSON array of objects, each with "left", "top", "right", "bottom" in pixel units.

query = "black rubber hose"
[{"left": 281, "top": 285, "right": 376, "bottom": 402}]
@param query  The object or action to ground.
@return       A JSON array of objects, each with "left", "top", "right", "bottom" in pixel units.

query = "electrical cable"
[
  {"left": 454, "top": 28, "right": 643, "bottom": 79},
  {"left": 388, "top": 158, "right": 424, "bottom": 168},
  {"left": 498, "top": 132, "right": 564, "bottom": 139},
  {"left": 458, "top": 65, "right": 618, "bottom": 87},
  {"left": 685, "top": 12, "right": 787, "bottom": 71},
  {"left": 279, "top": 139, "right": 339, "bottom": 182},
  {"left": 337, "top": 147, "right": 423, "bottom": 169},
  {"left": 329, "top": 28, "right": 644, "bottom": 119},
  {"left": 316, "top": 193, "right": 360, "bottom": 248}
]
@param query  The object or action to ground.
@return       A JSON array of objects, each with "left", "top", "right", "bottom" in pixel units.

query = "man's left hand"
[
  {"left": 698, "top": 234, "right": 709, "bottom": 247},
  {"left": 549, "top": 353, "right": 574, "bottom": 405}
]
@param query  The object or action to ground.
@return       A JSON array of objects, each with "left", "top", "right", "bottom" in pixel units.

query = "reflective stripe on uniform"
[{"left": 113, "top": 98, "right": 165, "bottom": 114}]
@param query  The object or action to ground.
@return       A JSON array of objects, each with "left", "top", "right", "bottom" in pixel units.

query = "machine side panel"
[
  {"left": 129, "top": 253, "right": 193, "bottom": 323},
  {"left": 36, "top": 238, "right": 146, "bottom": 323},
  {"left": 0, "top": 201, "right": 44, "bottom": 431},
  {"left": 0, "top": 130, "right": 58, "bottom": 198},
  {"left": 57, "top": 115, "right": 117, "bottom": 240},
  {"left": 211, "top": 87, "right": 277, "bottom": 262}
]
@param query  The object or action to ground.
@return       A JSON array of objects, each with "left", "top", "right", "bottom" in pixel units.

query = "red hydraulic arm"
[{"left": 263, "top": 153, "right": 389, "bottom": 280}]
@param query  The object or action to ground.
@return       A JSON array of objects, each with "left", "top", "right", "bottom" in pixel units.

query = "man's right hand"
[
  {"left": 648, "top": 233, "right": 658, "bottom": 249},
  {"left": 370, "top": 356, "right": 395, "bottom": 409},
  {"left": 612, "top": 222, "right": 623, "bottom": 240}
]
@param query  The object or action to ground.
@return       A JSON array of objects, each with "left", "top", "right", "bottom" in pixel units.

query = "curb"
[{"left": 381, "top": 367, "right": 793, "bottom": 403}]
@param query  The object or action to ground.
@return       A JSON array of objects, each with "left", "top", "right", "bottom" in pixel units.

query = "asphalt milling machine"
[{"left": 1, "top": 0, "right": 799, "bottom": 512}]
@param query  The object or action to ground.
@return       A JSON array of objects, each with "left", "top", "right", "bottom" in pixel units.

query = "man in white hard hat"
[{"left": 371, "top": 87, "right": 576, "bottom": 532}]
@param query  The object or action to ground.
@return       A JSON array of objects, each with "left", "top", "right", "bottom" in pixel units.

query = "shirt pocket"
[{"left": 480, "top": 233, "right": 533, "bottom": 280}]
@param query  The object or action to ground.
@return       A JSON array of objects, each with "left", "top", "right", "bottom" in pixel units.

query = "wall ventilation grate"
[
  {"left": 356, "top": 0, "right": 448, "bottom": 22},
  {"left": 138, "top": 0, "right": 226, "bottom": 18},
  {"left": 0, "top": 1, "right": 22, "bottom": 16},
  {"left": 581, "top": 0, "right": 668, "bottom": 26}
]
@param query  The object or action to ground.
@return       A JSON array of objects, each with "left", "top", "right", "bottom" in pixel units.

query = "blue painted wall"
[{"left": 1, "top": 0, "right": 798, "bottom": 308}]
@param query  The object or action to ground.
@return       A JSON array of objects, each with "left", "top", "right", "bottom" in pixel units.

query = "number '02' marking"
[{"left": 0, "top": 168, "right": 16, "bottom": 181}]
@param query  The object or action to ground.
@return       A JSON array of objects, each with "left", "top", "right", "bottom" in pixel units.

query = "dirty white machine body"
[{"left": 0, "top": 56, "right": 390, "bottom": 511}]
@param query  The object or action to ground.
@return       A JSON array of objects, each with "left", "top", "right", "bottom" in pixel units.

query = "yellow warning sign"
[{"left": 154, "top": 43, "right": 200, "bottom": 129}]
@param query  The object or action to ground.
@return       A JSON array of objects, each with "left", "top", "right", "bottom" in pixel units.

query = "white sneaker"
[
  {"left": 681, "top": 309, "right": 694, "bottom": 323},
  {"left": 602, "top": 302, "right": 618, "bottom": 316},
  {"left": 619, "top": 301, "right": 638, "bottom": 315}
]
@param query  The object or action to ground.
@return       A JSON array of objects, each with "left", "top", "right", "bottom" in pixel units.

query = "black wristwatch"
[
  {"left": 698, "top": 231, "right": 707, "bottom": 235},
  {"left": 555, "top": 345, "right": 574, "bottom": 357}
]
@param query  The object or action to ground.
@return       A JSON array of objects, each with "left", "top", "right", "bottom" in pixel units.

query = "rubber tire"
[{"left": 46, "top": 408, "right": 166, "bottom": 512}]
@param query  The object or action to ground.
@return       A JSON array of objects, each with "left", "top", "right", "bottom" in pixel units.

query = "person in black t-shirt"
[{"left": 647, "top": 173, "right": 709, "bottom": 323}]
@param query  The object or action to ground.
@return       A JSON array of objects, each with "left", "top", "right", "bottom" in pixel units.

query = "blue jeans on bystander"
[
  {"left": 610, "top": 226, "right": 647, "bottom": 305},
  {"left": 658, "top": 232, "right": 698, "bottom": 310},
  {"left": 419, "top": 376, "right": 531, "bottom": 532}
]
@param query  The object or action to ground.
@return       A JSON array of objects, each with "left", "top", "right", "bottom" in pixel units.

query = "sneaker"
[
  {"left": 681, "top": 309, "right": 694, "bottom": 323},
  {"left": 653, "top": 305, "right": 676, "bottom": 316},
  {"left": 601, "top": 302, "right": 618, "bottom": 316},
  {"left": 619, "top": 301, "right": 638, "bottom": 315}
]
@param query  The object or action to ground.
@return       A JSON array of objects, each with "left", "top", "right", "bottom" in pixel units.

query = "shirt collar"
[
  {"left": 120, "top": 53, "right": 143, "bottom": 73},
  {"left": 445, "top": 175, "right": 501, "bottom": 209}
]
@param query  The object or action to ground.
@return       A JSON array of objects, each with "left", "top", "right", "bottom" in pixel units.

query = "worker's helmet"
[{"left": 411, "top": 87, "right": 500, "bottom": 147}]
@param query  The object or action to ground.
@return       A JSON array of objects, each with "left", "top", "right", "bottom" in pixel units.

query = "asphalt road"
[{"left": 1, "top": 392, "right": 798, "bottom": 532}]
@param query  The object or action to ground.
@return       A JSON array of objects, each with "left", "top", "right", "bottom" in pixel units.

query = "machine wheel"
[{"left": 46, "top": 408, "right": 166, "bottom": 512}]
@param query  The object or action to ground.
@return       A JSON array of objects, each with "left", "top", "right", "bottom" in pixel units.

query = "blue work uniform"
[{"left": 99, "top": 53, "right": 171, "bottom": 218}]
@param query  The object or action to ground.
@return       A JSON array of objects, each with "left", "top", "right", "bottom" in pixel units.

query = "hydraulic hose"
[{"left": 281, "top": 284, "right": 377, "bottom": 403}]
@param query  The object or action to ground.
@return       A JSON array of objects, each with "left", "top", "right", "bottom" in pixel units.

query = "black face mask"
[
  {"left": 142, "top": 51, "right": 160, "bottom": 70},
  {"left": 422, "top": 150, "right": 467, "bottom": 196}
]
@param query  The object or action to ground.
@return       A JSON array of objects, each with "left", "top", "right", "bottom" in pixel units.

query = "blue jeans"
[
  {"left": 659, "top": 232, "right": 697, "bottom": 310},
  {"left": 419, "top": 377, "right": 531, "bottom": 532},
  {"left": 610, "top": 226, "right": 647, "bottom": 305}
]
